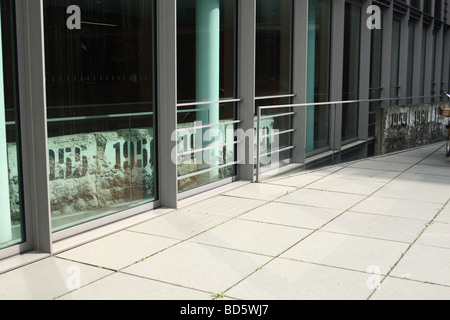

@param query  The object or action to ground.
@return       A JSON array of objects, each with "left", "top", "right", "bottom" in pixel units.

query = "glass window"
[
  {"left": 43, "top": 0, "right": 157, "bottom": 232},
  {"left": 255, "top": 0, "right": 293, "bottom": 97},
  {"left": 390, "top": 18, "right": 401, "bottom": 102},
  {"left": 368, "top": 13, "right": 383, "bottom": 137},
  {"left": 0, "top": 0, "right": 25, "bottom": 249},
  {"left": 306, "top": 0, "right": 331, "bottom": 152},
  {"left": 406, "top": 21, "right": 416, "bottom": 104},
  {"left": 342, "top": 2, "right": 361, "bottom": 142},
  {"left": 419, "top": 27, "right": 428, "bottom": 102},
  {"left": 176, "top": 0, "right": 237, "bottom": 193},
  {"left": 431, "top": 29, "right": 437, "bottom": 96},
  {"left": 255, "top": 0, "right": 293, "bottom": 164}
]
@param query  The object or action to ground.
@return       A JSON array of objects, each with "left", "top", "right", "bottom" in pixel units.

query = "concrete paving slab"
[
  {"left": 275, "top": 188, "right": 366, "bottom": 211},
  {"left": 390, "top": 244, "right": 450, "bottom": 286},
  {"left": 263, "top": 173, "right": 325, "bottom": 188},
  {"left": 418, "top": 153, "right": 450, "bottom": 167},
  {"left": 321, "top": 211, "right": 427, "bottom": 243},
  {"left": 128, "top": 211, "right": 231, "bottom": 241},
  {"left": 0, "top": 257, "right": 112, "bottom": 300},
  {"left": 373, "top": 172, "right": 450, "bottom": 204},
  {"left": 58, "top": 272, "right": 213, "bottom": 300},
  {"left": 371, "top": 153, "right": 431, "bottom": 165},
  {"left": 177, "top": 195, "right": 267, "bottom": 218},
  {"left": 348, "top": 159, "right": 413, "bottom": 172},
  {"left": 371, "top": 145, "right": 443, "bottom": 165},
  {"left": 122, "top": 242, "right": 271, "bottom": 294},
  {"left": 1, "top": 143, "right": 448, "bottom": 301},
  {"left": 221, "top": 183, "right": 297, "bottom": 201},
  {"left": 308, "top": 165, "right": 346, "bottom": 176},
  {"left": 351, "top": 196, "right": 442, "bottom": 220},
  {"left": 226, "top": 258, "right": 375, "bottom": 300},
  {"left": 415, "top": 222, "right": 450, "bottom": 249},
  {"left": 406, "top": 164, "right": 450, "bottom": 176},
  {"left": 238, "top": 202, "right": 343, "bottom": 230},
  {"left": 189, "top": 219, "right": 312, "bottom": 257},
  {"left": 306, "top": 176, "right": 386, "bottom": 195},
  {"left": 435, "top": 203, "right": 450, "bottom": 223},
  {"left": 56, "top": 231, "right": 180, "bottom": 271},
  {"left": 369, "top": 277, "right": 450, "bottom": 300},
  {"left": 329, "top": 167, "right": 400, "bottom": 183},
  {"left": 280, "top": 231, "right": 409, "bottom": 275}
]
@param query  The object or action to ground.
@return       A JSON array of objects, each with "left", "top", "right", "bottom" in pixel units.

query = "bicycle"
[{"left": 440, "top": 93, "right": 450, "bottom": 158}]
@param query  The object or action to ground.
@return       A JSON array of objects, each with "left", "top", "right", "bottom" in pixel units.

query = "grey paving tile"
[
  {"left": 306, "top": 176, "right": 386, "bottom": 195},
  {"left": 238, "top": 202, "right": 342, "bottom": 230},
  {"left": 435, "top": 203, "right": 450, "bottom": 223},
  {"left": 416, "top": 222, "right": 450, "bottom": 249},
  {"left": 370, "top": 277, "right": 450, "bottom": 300},
  {"left": 280, "top": 231, "right": 409, "bottom": 275},
  {"left": 371, "top": 145, "right": 443, "bottom": 165},
  {"left": 0, "top": 257, "right": 112, "bottom": 300},
  {"left": 321, "top": 211, "right": 427, "bottom": 243},
  {"left": 189, "top": 219, "right": 312, "bottom": 256},
  {"left": 122, "top": 242, "right": 271, "bottom": 293},
  {"left": 56, "top": 231, "right": 180, "bottom": 270},
  {"left": 390, "top": 244, "right": 450, "bottom": 286},
  {"left": 309, "top": 166, "right": 346, "bottom": 176},
  {"left": 371, "top": 154, "right": 429, "bottom": 165},
  {"left": 418, "top": 153, "right": 450, "bottom": 167},
  {"left": 330, "top": 167, "right": 400, "bottom": 182},
  {"left": 275, "top": 188, "right": 366, "bottom": 211},
  {"left": 264, "top": 173, "right": 325, "bottom": 188},
  {"left": 177, "top": 195, "right": 267, "bottom": 218},
  {"left": 406, "top": 164, "right": 450, "bottom": 177},
  {"left": 128, "top": 211, "right": 231, "bottom": 240},
  {"left": 348, "top": 159, "right": 413, "bottom": 172},
  {"left": 221, "top": 183, "right": 297, "bottom": 201},
  {"left": 226, "top": 258, "right": 375, "bottom": 300},
  {"left": 351, "top": 196, "right": 442, "bottom": 220},
  {"left": 373, "top": 172, "right": 450, "bottom": 204},
  {"left": 58, "top": 272, "right": 213, "bottom": 300}
]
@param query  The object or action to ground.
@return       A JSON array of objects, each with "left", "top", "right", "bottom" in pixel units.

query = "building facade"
[{"left": 0, "top": 0, "right": 449, "bottom": 266}]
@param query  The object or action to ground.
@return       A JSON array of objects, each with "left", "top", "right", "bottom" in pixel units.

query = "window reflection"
[
  {"left": 0, "top": 0, "right": 25, "bottom": 249},
  {"left": 306, "top": 0, "right": 331, "bottom": 152},
  {"left": 176, "top": 0, "right": 237, "bottom": 193},
  {"left": 342, "top": 2, "right": 361, "bottom": 142},
  {"left": 44, "top": 0, "right": 157, "bottom": 232},
  {"left": 255, "top": 0, "right": 293, "bottom": 163}
]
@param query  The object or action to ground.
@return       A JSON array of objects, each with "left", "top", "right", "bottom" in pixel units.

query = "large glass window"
[
  {"left": 176, "top": 0, "right": 237, "bottom": 193},
  {"left": 419, "top": 27, "right": 428, "bottom": 102},
  {"left": 43, "top": 0, "right": 157, "bottom": 232},
  {"left": 255, "top": 0, "right": 292, "bottom": 97},
  {"left": 406, "top": 21, "right": 416, "bottom": 104},
  {"left": 306, "top": 0, "right": 331, "bottom": 152},
  {"left": 430, "top": 29, "right": 437, "bottom": 97},
  {"left": 342, "top": 2, "right": 361, "bottom": 141},
  {"left": 368, "top": 13, "right": 383, "bottom": 137},
  {"left": 390, "top": 18, "right": 401, "bottom": 103},
  {"left": 255, "top": 0, "right": 293, "bottom": 163},
  {"left": 0, "top": 0, "right": 24, "bottom": 249}
]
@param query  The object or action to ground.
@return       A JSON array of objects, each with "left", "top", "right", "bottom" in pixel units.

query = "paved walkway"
[{"left": 1, "top": 143, "right": 450, "bottom": 300}]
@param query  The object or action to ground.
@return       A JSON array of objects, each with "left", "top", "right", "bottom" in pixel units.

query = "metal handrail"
[
  {"left": 255, "top": 94, "right": 296, "bottom": 101},
  {"left": 255, "top": 94, "right": 447, "bottom": 182},
  {"left": 177, "top": 98, "right": 241, "bottom": 107}
]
